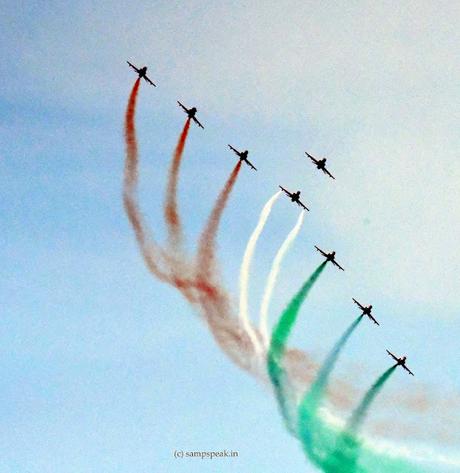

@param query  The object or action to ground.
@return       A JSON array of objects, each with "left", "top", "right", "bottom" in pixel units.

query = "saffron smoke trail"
[
  {"left": 267, "top": 262, "right": 327, "bottom": 433},
  {"left": 122, "top": 81, "right": 256, "bottom": 373},
  {"left": 194, "top": 160, "right": 266, "bottom": 374},
  {"left": 123, "top": 84, "right": 460, "bottom": 473},
  {"left": 239, "top": 191, "right": 281, "bottom": 354},
  {"left": 123, "top": 80, "right": 198, "bottom": 302},
  {"left": 123, "top": 79, "right": 169, "bottom": 281},
  {"left": 197, "top": 161, "right": 242, "bottom": 283},
  {"left": 165, "top": 118, "right": 191, "bottom": 249},
  {"left": 259, "top": 211, "right": 304, "bottom": 348}
]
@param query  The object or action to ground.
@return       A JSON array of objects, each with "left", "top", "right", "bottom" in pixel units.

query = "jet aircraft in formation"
[
  {"left": 279, "top": 186, "right": 309, "bottom": 211},
  {"left": 127, "top": 61, "right": 156, "bottom": 86},
  {"left": 228, "top": 145, "right": 257, "bottom": 171},
  {"left": 386, "top": 350, "right": 414, "bottom": 376},
  {"left": 128, "top": 59, "right": 416, "bottom": 380},
  {"left": 352, "top": 298, "right": 379, "bottom": 325},
  {"left": 315, "top": 246, "right": 344, "bottom": 271},
  {"left": 306, "top": 152, "right": 335, "bottom": 180},
  {"left": 177, "top": 101, "right": 204, "bottom": 129}
]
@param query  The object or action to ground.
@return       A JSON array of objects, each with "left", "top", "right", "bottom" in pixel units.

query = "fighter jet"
[
  {"left": 386, "top": 350, "right": 414, "bottom": 376},
  {"left": 315, "top": 246, "right": 344, "bottom": 271},
  {"left": 305, "top": 152, "right": 335, "bottom": 180},
  {"left": 352, "top": 298, "right": 379, "bottom": 325},
  {"left": 228, "top": 145, "right": 257, "bottom": 171},
  {"left": 177, "top": 101, "right": 204, "bottom": 129},
  {"left": 127, "top": 61, "right": 156, "bottom": 86},
  {"left": 279, "top": 186, "right": 309, "bottom": 211}
]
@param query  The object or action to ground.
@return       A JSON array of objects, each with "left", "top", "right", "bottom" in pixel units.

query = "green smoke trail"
[
  {"left": 299, "top": 362, "right": 429, "bottom": 473},
  {"left": 324, "top": 366, "right": 397, "bottom": 473},
  {"left": 307, "top": 315, "right": 364, "bottom": 403},
  {"left": 267, "top": 262, "right": 327, "bottom": 434},
  {"left": 297, "top": 315, "right": 363, "bottom": 466},
  {"left": 348, "top": 366, "right": 396, "bottom": 433}
]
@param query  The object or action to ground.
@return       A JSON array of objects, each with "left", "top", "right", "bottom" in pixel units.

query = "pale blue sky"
[{"left": 1, "top": 1, "right": 459, "bottom": 472}]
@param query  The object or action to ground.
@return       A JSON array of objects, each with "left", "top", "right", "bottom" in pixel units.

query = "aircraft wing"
[
  {"left": 368, "top": 314, "right": 380, "bottom": 326},
  {"left": 332, "top": 260, "right": 345, "bottom": 271},
  {"left": 144, "top": 75, "right": 157, "bottom": 87},
  {"left": 279, "top": 186, "right": 290, "bottom": 196},
  {"left": 323, "top": 168, "right": 336, "bottom": 180},
  {"left": 352, "top": 298, "right": 365, "bottom": 310},
  {"left": 177, "top": 101, "right": 188, "bottom": 112},
  {"left": 297, "top": 200, "right": 309, "bottom": 211},
  {"left": 314, "top": 246, "right": 327, "bottom": 257},
  {"left": 228, "top": 144, "right": 240, "bottom": 156},
  {"left": 245, "top": 158, "right": 257, "bottom": 171},
  {"left": 386, "top": 350, "right": 399, "bottom": 362},
  {"left": 305, "top": 152, "right": 317, "bottom": 164},
  {"left": 402, "top": 364, "right": 414, "bottom": 376},
  {"left": 127, "top": 61, "right": 139, "bottom": 72},
  {"left": 193, "top": 116, "right": 204, "bottom": 129}
]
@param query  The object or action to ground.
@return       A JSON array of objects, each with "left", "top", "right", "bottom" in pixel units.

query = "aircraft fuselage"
[
  {"left": 325, "top": 252, "right": 336, "bottom": 262},
  {"left": 187, "top": 107, "right": 197, "bottom": 118}
]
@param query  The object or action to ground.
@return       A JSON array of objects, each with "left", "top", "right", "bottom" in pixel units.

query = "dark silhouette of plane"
[
  {"left": 315, "top": 246, "right": 344, "bottom": 271},
  {"left": 228, "top": 145, "right": 257, "bottom": 171},
  {"left": 177, "top": 101, "right": 204, "bottom": 129},
  {"left": 352, "top": 298, "right": 379, "bottom": 325},
  {"left": 305, "top": 152, "right": 335, "bottom": 180},
  {"left": 127, "top": 61, "right": 156, "bottom": 86},
  {"left": 279, "top": 186, "right": 309, "bottom": 211},
  {"left": 386, "top": 350, "right": 414, "bottom": 376}
]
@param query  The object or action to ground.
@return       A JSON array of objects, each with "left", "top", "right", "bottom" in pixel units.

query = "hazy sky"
[{"left": 1, "top": 1, "right": 459, "bottom": 472}]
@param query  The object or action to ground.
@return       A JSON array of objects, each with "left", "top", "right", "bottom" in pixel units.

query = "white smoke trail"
[
  {"left": 239, "top": 191, "right": 281, "bottom": 354},
  {"left": 259, "top": 211, "right": 304, "bottom": 348}
]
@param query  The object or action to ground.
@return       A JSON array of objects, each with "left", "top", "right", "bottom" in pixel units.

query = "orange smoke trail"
[
  {"left": 122, "top": 82, "right": 301, "bottom": 374},
  {"left": 197, "top": 161, "right": 242, "bottom": 286},
  {"left": 165, "top": 118, "right": 191, "bottom": 248},
  {"left": 190, "top": 160, "right": 262, "bottom": 372},
  {"left": 123, "top": 79, "right": 168, "bottom": 281},
  {"left": 124, "top": 79, "right": 141, "bottom": 185},
  {"left": 122, "top": 83, "right": 460, "bottom": 450}
]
